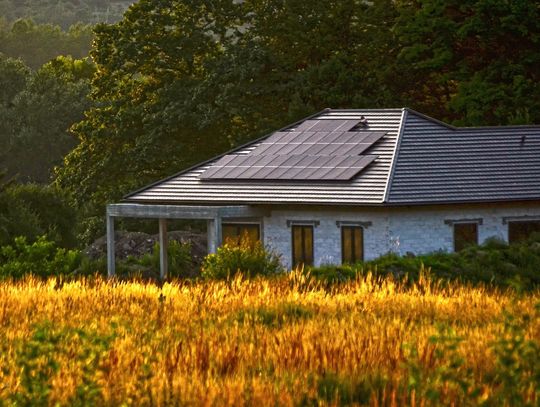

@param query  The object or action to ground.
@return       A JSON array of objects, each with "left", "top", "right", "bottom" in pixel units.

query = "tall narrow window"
[
  {"left": 292, "top": 225, "right": 314, "bottom": 268},
  {"left": 222, "top": 223, "right": 260, "bottom": 246},
  {"left": 454, "top": 223, "right": 478, "bottom": 252},
  {"left": 341, "top": 226, "right": 364, "bottom": 264},
  {"left": 508, "top": 221, "right": 540, "bottom": 243}
]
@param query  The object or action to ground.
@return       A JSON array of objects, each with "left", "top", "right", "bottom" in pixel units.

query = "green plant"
[
  {"left": 9, "top": 321, "right": 115, "bottom": 406},
  {"left": 137, "top": 241, "right": 193, "bottom": 278},
  {"left": 202, "top": 238, "right": 283, "bottom": 279},
  {"left": 487, "top": 304, "right": 540, "bottom": 405},
  {"left": 0, "top": 236, "right": 81, "bottom": 279}
]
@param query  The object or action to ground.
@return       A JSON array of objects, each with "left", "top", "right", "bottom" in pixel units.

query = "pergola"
[{"left": 106, "top": 203, "right": 267, "bottom": 279}]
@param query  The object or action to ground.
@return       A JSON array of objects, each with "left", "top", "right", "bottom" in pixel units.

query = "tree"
[
  {"left": 0, "top": 55, "right": 94, "bottom": 183},
  {"left": 0, "top": 19, "right": 93, "bottom": 70},
  {"left": 394, "top": 0, "right": 540, "bottom": 125},
  {"left": 0, "top": 177, "right": 78, "bottom": 248}
]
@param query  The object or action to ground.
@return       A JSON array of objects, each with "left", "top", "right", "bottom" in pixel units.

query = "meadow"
[{"left": 0, "top": 271, "right": 538, "bottom": 406}]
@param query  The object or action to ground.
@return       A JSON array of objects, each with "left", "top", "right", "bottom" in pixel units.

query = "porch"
[{"left": 106, "top": 203, "right": 267, "bottom": 279}]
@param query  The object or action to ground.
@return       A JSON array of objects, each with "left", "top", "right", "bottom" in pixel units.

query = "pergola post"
[
  {"left": 159, "top": 218, "right": 168, "bottom": 280},
  {"left": 207, "top": 219, "right": 216, "bottom": 254},
  {"left": 106, "top": 214, "right": 115, "bottom": 278},
  {"left": 215, "top": 216, "right": 222, "bottom": 249}
]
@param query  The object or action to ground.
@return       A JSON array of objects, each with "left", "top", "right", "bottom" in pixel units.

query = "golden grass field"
[{"left": 0, "top": 271, "right": 538, "bottom": 406}]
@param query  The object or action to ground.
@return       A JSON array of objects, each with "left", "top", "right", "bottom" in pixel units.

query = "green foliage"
[
  {"left": 0, "top": 54, "right": 94, "bottom": 184},
  {"left": 127, "top": 241, "right": 194, "bottom": 279},
  {"left": 234, "top": 303, "right": 313, "bottom": 328},
  {"left": 0, "top": 183, "right": 78, "bottom": 247},
  {"left": 308, "top": 236, "right": 540, "bottom": 289},
  {"left": 0, "top": 236, "right": 81, "bottom": 279},
  {"left": 0, "top": 19, "right": 94, "bottom": 70},
  {"left": 395, "top": 0, "right": 540, "bottom": 125},
  {"left": 402, "top": 305, "right": 540, "bottom": 405},
  {"left": 202, "top": 239, "right": 283, "bottom": 280},
  {"left": 9, "top": 321, "right": 115, "bottom": 405},
  {"left": 490, "top": 305, "right": 540, "bottom": 405},
  {"left": 0, "top": 1, "right": 131, "bottom": 29}
]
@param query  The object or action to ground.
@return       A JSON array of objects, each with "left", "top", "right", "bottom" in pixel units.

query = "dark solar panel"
[
  {"left": 201, "top": 120, "right": 385, "bottom": 182},
  {"left": 200, "top": 155, "right": 377, "bottom": 181}
]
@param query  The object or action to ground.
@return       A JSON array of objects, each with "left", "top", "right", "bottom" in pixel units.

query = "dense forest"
[
  {"left": 0, "top": 0, "right": 133, "bottom": 28},
  {"left": 1, "top": 0, "right": 540, "bottom": 248}
]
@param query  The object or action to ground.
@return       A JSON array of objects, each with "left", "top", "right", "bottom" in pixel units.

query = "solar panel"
[
  {"left": 200, "top": 155, "right": 377, "bottom": 181},
  {"left": 201, "top": 119, "right": 385, "bottom": 182},
  {"left": 250, "top": 131, "right": 385, "bottom": 156}
]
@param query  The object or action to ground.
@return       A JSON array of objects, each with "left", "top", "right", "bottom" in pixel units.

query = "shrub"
[
  {"left": 131, "top": 241, "right": 194, "bottom": 279},
  {"left": 307, "top": 236, "right": 540, "bottom": 288},
  {"left": 0, "top": 236, "right": 81, "bottom": 279},
  {"left": 0, "top": 183, "right": 77, "bottom": 247},
  {"left": 201, "top": 238, "right": 283, "bottom": 279}
]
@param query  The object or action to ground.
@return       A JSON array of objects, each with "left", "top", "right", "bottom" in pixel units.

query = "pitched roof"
[
  {"left": 124, "top": 108, "right": 540, "bottom": 206},
  {"left": 388, "top": 110, "right": 540, "bottom": 204},
  {"left": 124, "top": 109, "right": 404, "bottom": 205}
]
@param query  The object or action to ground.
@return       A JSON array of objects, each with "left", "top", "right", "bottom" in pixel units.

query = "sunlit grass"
[{"left": 0, "top": 272, "right": 538, "bottom": 405}]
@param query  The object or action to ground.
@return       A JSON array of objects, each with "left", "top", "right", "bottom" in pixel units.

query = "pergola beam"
[{"left": 107, "top": 203, "right": 267, "bottom": 219}]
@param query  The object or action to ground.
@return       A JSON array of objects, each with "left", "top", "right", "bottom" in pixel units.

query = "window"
[
  {"left": 341, "top": 226, "right": 364, "bottom": 264},
  {"left": 508, "top": 221, "right": 540, "bottom": 243},
  {"left": 222, "top": 223, "right": 260, "bottom": 246},
  {"left": 454, "top": 223, "right": 478, "bottom": 252},
  {"left": 292, "top": 225, "right": 313, "bottom": 268}
]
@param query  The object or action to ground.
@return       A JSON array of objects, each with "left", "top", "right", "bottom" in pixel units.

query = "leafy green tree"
[
  {"left": 0, "top": 55, "right": 94, "bottom": 184},
  {"left": 0, "top": 19, "right": 94, "bottom": 70},
  {"left": 395, "top": 0, "right": 540, "bottom": 125},
  {"left": 0, "top": 0, "right": 132, "bottom": 29},
  {"left": 0, "top": 179, "right": 78, "bottom": 248}
]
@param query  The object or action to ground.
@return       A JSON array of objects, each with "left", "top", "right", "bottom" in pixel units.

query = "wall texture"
[{"left": 261, "top": 203, "right": 540, "bottom": 268}]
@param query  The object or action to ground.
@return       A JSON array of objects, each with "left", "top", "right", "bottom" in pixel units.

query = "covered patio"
[{"left": 106, "top": 203, "right": 267, "bottom": 279}]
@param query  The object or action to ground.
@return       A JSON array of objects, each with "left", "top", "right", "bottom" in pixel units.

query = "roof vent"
[{"left": 350, "top": 116, "right": 368, "bottom": 130}]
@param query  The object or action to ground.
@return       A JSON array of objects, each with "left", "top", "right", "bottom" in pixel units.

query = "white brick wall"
[{"left": 261, "top": 204, "right": 540, "bottom": 269}]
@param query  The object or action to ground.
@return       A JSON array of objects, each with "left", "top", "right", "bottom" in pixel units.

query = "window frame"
[
  {"left": 291, "top": 224, "right": 314, "bottom": 268},
  {"left": 341, "top": 225, "right": 364, "bottom": 264},
  {"left": 453, "top": 222, "right": 479, "bottom": 252},
  {"left": 507, "top": 220, "right": 540, "bottom": 244},
  {"left": 221, "top": 222, "right": 261, "bottom": 245}
]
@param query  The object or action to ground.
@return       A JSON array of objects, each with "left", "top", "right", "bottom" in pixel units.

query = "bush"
[
  {"left": 201, "top": 238, "right": 283, "bottom": 279},
  {"left": 0, "top": 236, "right": 81, "bottom": 279},
  {"left": 125, "top": 241, "right": 194, "bottom": 279},
  {"left": 0, "top": 183, "right": 77, "bottom": 248},
  {"left": 307, "top": 236, "right": 540, "bottom": 288}
]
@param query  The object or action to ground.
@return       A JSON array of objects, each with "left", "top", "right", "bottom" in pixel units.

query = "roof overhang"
[{"left": 107, "top": 203, "right": 269, "bottom": 219}]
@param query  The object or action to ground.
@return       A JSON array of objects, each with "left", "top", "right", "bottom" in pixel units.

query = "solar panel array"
[{"left": 201, "top": 119, "right": 385, "bottom": 181}]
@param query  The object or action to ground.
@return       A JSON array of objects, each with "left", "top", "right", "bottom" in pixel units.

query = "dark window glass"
[
  {"left": 341, "top": 226, "right": 364, "bottom": 264},
  {"left": 222, "top": 223, "right": 260, "bottom": 246},
  {"left": 508, "top": 221, "right": 540, "bottom": 243},
  {"left": 454, "top": 223, "right": 478, "bottom": 252},
  {"left": 292, "top": 225, "right": 314, "bottom": 268}
]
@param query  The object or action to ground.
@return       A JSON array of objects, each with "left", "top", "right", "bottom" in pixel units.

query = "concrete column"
[
  {"left": 207, "top": 219, "right": 216, "bottom": 254},
  {"left": 106, "top": 214, "right": 115, "bottom": 278},
  {"left": 215, "top": 216, "right": 222, "bottom": 248},
  {"left": 159, "top": 218, "right": 168, "bottom": 280}
]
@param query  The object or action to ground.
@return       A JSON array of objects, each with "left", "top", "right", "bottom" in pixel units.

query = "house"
[{"left": 106, "top": 108, "right": 540, "bottom": 278}]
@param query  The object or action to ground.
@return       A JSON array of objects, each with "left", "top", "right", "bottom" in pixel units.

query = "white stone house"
[{"left": 107, "top": 108, "right": 540, "bottom": 277}]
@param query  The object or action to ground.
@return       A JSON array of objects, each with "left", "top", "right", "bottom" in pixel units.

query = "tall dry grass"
[{"left": 0, "top": 272, "right": 538, "bottom": 406}]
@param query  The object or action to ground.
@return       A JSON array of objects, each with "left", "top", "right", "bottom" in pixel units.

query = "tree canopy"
[
  {"left": 395, "top": 0, "right": 540, "bottom": 125},
  {"left": 0, "top": 54, "right": 94, "bottom": 184}
]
